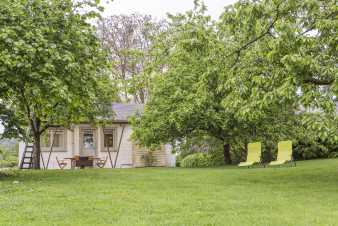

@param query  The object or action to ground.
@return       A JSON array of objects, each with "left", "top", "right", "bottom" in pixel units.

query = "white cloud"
[{"left": 101, "top": 0, "right": 238, "bottom": 20}]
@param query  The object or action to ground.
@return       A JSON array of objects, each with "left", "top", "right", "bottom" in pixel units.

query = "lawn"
[{"left": 1, "top": 159, "right": 338, "bottom": 226}]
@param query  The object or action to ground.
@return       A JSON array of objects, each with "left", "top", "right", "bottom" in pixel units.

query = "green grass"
[{"left": 1, "top": 159, "right": 338, "bottom": 226}]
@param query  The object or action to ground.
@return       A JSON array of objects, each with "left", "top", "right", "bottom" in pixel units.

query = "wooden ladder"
[{"left": 20, "top": 145, "right": 34, "bottom": 169}]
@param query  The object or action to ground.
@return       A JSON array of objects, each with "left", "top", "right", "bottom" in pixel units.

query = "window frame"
[
  {"left": 41, "top": 129, "right": 67, "bottom": 152},
  {"left": 101, "top": 128, "right": 117, "bottom": 152},
  {"left": 80, "top": 128, "right": 97, "bottom": 150}
]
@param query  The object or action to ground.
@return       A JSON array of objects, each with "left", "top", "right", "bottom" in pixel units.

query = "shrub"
[
  {"left": 176, "top": 134, "right": 226, "bottom": 166},
  {"left": 293, "top": 139, "right": 338, "bottom": 160},
  {"left": 175, "top": 154, "right": 182, "bottom": 167},
  {"left": 0, "top": 168, "right": 18, "bottom": 178},
  {"left": 0, "top": 149, "right": 17, "bottom": 168},
  {"left": 0, "top": 159, "right": 17, "bottom": 168},
  {"left": 181, "top": 153, "right": 211, "bottom": 168}
]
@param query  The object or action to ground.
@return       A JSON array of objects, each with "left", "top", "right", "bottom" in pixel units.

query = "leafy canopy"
[
  {"left": 0, "top": 0, "right": 115, "bottom": 139},
  {"left": 132, "top": 0, "right": 337, "bottom": 154}
]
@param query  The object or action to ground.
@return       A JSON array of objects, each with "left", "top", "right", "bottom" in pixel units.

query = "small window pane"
[
  {"left": 83, "top": 133, "right": 95, "bottom": 149},
  {"left": 41, "top": 131, "right": 64, "bottom": 148},
  {"left": 104, "top": 134, "right": 114, "bottom": 147},
  {"left": 53, "top": 134, "right": 62, "bottom": 147}
]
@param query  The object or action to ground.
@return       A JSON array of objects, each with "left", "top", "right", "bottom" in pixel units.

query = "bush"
[
  {"left": 293, "top": 139, "right": 338, "bottom": 160},
  {"left": 0, "top": 159, "right": 17, "bottom": 168},
  {"left": 176, "top": 134, "right": 226, "bottom": 166},
  {"left": 181, "top": 153, "right": 211, "bottom": 168},
  {"left": 175, "top": 154, "right": 182, "bottom": 167},
  {"left": 0, "top": 147, "right": 18, "bottom": 168},
  {"left": 0, "top": 168, "right": 18, "bottom": 178}
]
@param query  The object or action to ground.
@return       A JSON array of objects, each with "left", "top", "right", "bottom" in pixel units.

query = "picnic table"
[{"left": 64, "top": 156, "right": 100, "bottom": 169}]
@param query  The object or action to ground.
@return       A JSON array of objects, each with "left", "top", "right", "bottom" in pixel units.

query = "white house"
[{"left": 18, "top": 103, "right": 176, "bottom": 169}]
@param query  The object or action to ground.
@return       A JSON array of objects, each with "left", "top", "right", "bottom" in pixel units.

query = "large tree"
[
  {"left": 132, "top": 0, "right": 337, "bottom": 164},
  {"left": 0, "top": 0, "right": 115, "bottom": 169},
  {"left": 218, "top": 0, "right": 337, "bottom": 112},
  {"left": 97, "top": 14, "right": 165, "bottom": 103}
]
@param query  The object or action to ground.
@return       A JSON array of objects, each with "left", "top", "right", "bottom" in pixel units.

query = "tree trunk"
[
  {"left": 32, "top": 132, "right": 41, "bottom": 169},
  {"left": 223, "top": 144, "right": 231, "bottom": 164},
  {"left": 30, "top": 114, "right": 42, "bottom": 169}
]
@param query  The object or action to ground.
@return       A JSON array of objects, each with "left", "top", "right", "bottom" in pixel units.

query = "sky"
[
  {"left": 101, "top": 0, "right": 238, "bottom": 20},
  {"left": 0, "top": 0, "right": 238, "bottom": 135}
]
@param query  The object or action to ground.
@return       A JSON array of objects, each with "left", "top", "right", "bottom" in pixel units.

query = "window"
[
  {"left": 103, "top": 128, "right": 116, "bottom": 150},
  {"left": 83, "top": 133, "right": 95, "bottom": 149},
  {"left": 51, "top": 133, "right": 62, "bottom": 148},
  {"left": 41, "top": 130, "right": 65, "bottom": 149},
  {"left": 104, "top": 134, "right": 114, "bottom": 147}
]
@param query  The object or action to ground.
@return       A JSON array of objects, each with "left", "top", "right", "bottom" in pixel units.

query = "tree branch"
[
  {"left": 299, "top": 11, "right": 338, "bottom": 36},
  {"left": 18, "top": 85, "right": 38, "bottom": 136},
  {"left": 226, "top": 2, "right": 282, "bottom": 60},
  {"left": 304, "top": 78, "right": 335, "bottom": 85}
]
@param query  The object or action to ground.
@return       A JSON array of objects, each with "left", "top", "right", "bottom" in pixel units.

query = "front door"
[{"left": 80, "top": 128, "right": 96, "bottom": 156}]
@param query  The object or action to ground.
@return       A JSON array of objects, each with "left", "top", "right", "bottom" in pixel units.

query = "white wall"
[
  {"left": 18, "top": 124, "right": 175, "bottom": 169},
  {"left": 18, "top": 141, "right": 26, "bottom": 167},
  {"left": 96, "top": 124, "right": 133, "bottom": 168},
  {"left": 18, "top": 129, "right": 74, "bottom": 169}
]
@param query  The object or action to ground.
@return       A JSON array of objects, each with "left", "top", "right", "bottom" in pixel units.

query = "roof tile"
[{"left": 112, "top": 103, "right": 144, "bottom": 121}]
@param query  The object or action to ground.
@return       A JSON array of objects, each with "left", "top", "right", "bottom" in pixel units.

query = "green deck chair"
[
  {"left": 269, "top": 140, "right": 296, "bottom": 166},
  {"left": 238, "top": 142, "right": 262, "bottom": 167}
]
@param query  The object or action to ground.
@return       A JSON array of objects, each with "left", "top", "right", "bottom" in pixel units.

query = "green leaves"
[
  {"left": 132, "top": 0, "right": 337, "bottom": 161},
  {"left": 0, "top": 0, "right": 115, "bottom": 139}
]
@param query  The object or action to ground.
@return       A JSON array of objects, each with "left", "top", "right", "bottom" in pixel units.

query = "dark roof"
[{"left": 112, "top": 103, "right": 144, "bottom": 122}]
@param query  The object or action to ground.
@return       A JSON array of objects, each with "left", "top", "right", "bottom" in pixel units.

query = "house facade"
[{"left": 18, "top": 103, "right": 176, "bottom": 169}]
